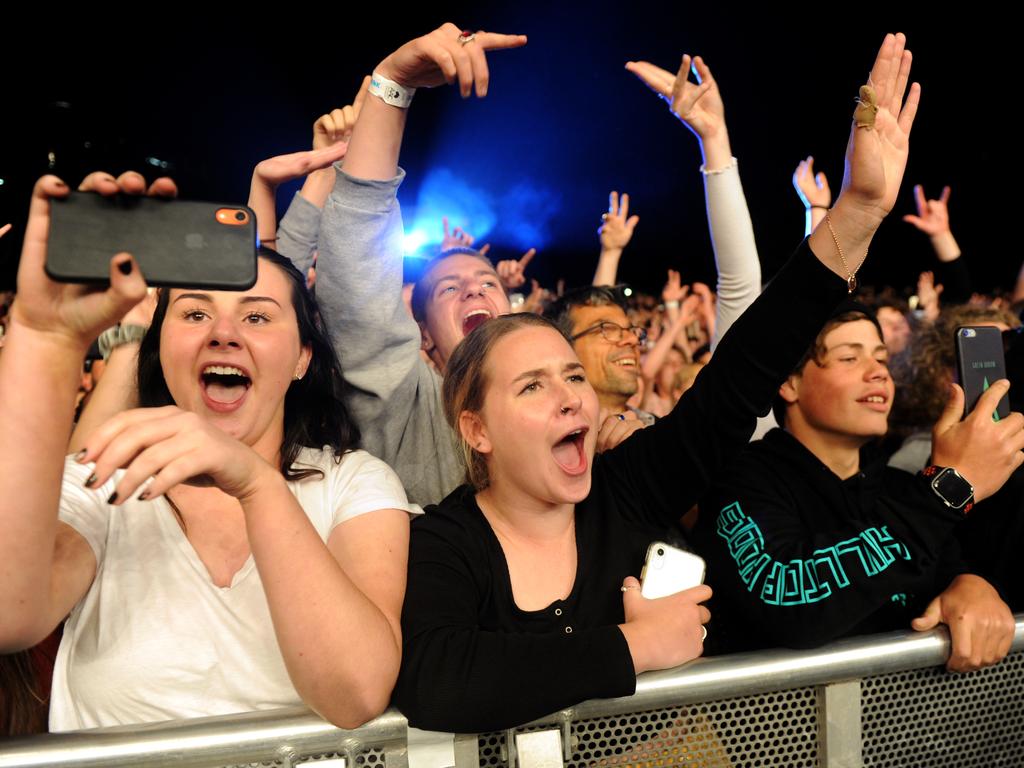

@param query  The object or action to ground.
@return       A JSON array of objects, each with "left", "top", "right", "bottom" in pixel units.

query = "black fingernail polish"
[
  {"left": 138, "top": 490, "right": 150, "bottom": 501},
  {"left": 107, "top": 491, "right": 118, "bottom": 504},
  {"left": 118, "top": 260, "right": 133, "bottom": 275},
  {"left": 53, "top": 180, "right": 66, "bottom": 188},
  {"left": 73, "top": 449, "right": 87, "bottom": 462},
  {"left": 85, "top": 473, "right": 98, "bottom": 487}
]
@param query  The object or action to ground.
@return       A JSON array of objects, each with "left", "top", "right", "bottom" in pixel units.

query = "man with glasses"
[{"left": 546, "top": 287, "right": 656, "bottom": 444}]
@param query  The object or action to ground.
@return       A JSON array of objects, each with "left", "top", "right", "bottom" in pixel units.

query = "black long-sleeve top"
[
  {"left": 394, "top": 241, "right": 849, "bottom": 733},
  {"left": 694, "top": 428, "right": 969, "bottom": 654}
]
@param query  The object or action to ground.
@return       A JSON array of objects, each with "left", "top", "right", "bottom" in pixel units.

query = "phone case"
[
  {"left": 955, "top": 326, "right": 1010, "bottom": 421},
  {"left": 46, "top": 192, "right": 257, "bottom": 290},
  {"left": 640, "top": 541, "right": 706, "bottom": 599}
]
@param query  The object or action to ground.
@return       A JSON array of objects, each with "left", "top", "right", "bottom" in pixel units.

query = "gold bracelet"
[{"left": 825, "top": 211, "right": 866, "bottom": 293}]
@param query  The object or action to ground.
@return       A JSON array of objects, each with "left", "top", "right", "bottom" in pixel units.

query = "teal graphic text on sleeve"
[{"left": 716, "top": 502, "right": 912, "bottom": 606}]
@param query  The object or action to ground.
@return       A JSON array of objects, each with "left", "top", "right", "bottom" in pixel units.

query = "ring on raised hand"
[
  {"left": 601, "top": 213, "right": 609, "bottom": 221},
  {"left": 458, "top": 31, "right": 477, "bottom": 45},
  {"left": 621, "top": 584, "right": 640, "bottom": 592}
]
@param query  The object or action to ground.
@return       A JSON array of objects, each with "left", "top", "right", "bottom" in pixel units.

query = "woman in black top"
[{"left": 393, "top": 31, "right": 921, "bottom": 732}]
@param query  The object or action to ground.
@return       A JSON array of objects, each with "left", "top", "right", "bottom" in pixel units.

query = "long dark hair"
[{"left": 136, "top": 247, "right": 360, "bottom": 480}]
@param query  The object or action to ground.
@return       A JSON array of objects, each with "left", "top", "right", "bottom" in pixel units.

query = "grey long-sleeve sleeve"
[{"left": 313, "top": 165, "right": 464, "bottom": 507}]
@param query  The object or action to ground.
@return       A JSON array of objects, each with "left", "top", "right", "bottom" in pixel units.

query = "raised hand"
[
  {"left": 520, "top": 278, "right": 551, "bottom": 315},
  {"left": 625, "top": 54, "right": 725, "bottom": 142},
  {"left": 313, "top": 76, "right": 371, "bottom": 150},
  {"left": 10, "top": 173, "right": 171, "bottom": 350},
  {"left": 932, "top": 381, "right": 1024, "bottom": 503},
  {"left": 840, "top": 33, "right": 920, "bottom": 220},
  {"left": 662, "top": 269, "right": 689, "bottom": 305},
  {"left": 599, "top": 191, "right": 640, "bottom": 252},
  {"left": 904, "top": 184, "right": 952, "bottom": 235},
  {"left": 253, "top": 143, "right": 350, "bottom": 189},
  {"left": 375, "top": 23, "right": 527, "bottom": 98},
  {"left": 496, "top": 248, "right": 536, "bottom": 290},
  {"left": 793, "top": 156, "right": 832, "bottom": 210},
  {"left": 441, "top": 216, "right": 476, "bottom": 250},
  {"left": 806, "top": 33, "right": 921, "bottom": 284},
  {"left": 916, "top": 271, "right": 943, "bottom": 322}
]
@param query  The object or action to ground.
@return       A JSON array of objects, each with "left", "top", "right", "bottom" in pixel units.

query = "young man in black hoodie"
[{"left": 697, "top": 304, "right": 1022, "bottom": 671}]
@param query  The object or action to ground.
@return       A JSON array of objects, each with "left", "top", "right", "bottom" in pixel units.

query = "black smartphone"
[
  {"left": 46, "top": 192, "right": 257, "bottom": 290},
  {"left": 955, "top": 326, "right": 1010, "bottom": 421}
]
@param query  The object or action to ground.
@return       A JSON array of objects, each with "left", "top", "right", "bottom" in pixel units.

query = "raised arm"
[
  {"left": 593, "top": 191, "right": 639, "bottom": 286},
  {"left": 599, "top": 33, "right": 923, "bottom": 522},
  {"left": 793, "top": 156, "right": 832, "bottom": 236},
  {"left": 903, "top": 184, "right": 972, "bottom": 304},
  {"left": 313, "top": 24, "right": 526, "bottom": 504},
  {"left": 0, "top": 174, "right": 147, "bottom": 651},
  {"left": 625, "top": 55, "right": 759, "bottom": 350}
]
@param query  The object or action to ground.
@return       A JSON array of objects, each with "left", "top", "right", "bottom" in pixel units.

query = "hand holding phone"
[
  {"left": 640, "top": 541, "right": 706, "bottom": 599},
  {"left": 955, "top": 326, "right": 1010, "bottom": 421},
  {"left": 46, "top": 185, "right": 256, "bottom": 291}
]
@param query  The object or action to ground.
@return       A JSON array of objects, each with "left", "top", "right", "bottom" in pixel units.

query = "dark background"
[{"left": 1, "top": 7, "right": 1013, "bottom": 298}]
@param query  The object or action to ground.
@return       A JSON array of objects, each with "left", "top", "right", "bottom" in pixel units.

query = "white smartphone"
[{"left": 640, "top": 541, "right": 706, "bottom": 599}]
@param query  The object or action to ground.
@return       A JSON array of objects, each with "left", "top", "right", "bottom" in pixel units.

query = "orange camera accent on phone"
[{"left": 215, "top": 208, "right": 250, "bottom": 226}]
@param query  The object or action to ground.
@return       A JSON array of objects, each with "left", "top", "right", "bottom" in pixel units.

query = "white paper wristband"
[{"left": 369, "top": 72, "right": 416, "bottom": 108}]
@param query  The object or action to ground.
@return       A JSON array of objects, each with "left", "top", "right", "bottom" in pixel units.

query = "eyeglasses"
[{"left": 571, "top": 321, "right": 647, "bottom": 344}]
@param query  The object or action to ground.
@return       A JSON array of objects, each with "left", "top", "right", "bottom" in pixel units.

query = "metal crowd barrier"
[{"left": 3, "top": 615, "right": 1023, "bottom": 768}]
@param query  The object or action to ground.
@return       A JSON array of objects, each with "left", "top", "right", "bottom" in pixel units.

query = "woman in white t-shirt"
[{"left": 0, "top": 173, "right": 413, "bottom": 731}]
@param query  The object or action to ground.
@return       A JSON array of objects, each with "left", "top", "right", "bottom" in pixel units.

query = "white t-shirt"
[{"left": 50, "top": 448, "right": 412, "bottom": 732}]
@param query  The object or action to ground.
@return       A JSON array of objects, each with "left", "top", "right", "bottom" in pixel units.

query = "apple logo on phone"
[{"left": 185, "top": 233, "right": 205, "bottom": 250}]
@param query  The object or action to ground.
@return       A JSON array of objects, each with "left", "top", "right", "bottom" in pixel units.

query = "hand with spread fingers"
[
  {"left": 375, "top": 22, "right": 527, "bottom": 98},
  {"left": 904, "top": 184, "right": 952, "bottom": 236},
  {"left": 626, "top": 54, "right": 725, "bottom": 142},
  {"left": 839, "top": 33, "right": 920, "bottom": 221},
  {"left": 904, "top": 184, "right": 962, "bottom": 263},
  {"left": 804, "top": 33, "right": 921, "bottom": 284},
  {"left": 599, "top": 191, "right": 639, "bottom": 252}
]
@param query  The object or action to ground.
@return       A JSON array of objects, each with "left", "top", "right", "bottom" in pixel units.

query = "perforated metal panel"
[
  {"left": 222, "top": 745, "right": 385, "bottom": 768},
  {"left": 862, "top": 650, "right": 1024, "bottom": 767},
  {"left": 478, "top": 687, "right": 818, "bottom": 768}
]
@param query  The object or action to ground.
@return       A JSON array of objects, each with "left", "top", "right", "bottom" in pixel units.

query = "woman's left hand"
[{"left": 77, "top": 406, "right": 278, "bottom": 504}]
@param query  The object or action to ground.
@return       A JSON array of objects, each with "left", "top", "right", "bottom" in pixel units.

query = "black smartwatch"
[{"left": 923, "top": 465, "right": 975, "bottom": 513}]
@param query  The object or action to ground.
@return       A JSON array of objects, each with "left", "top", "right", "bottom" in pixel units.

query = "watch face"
[{"left": 933, "top": 468, "right": 973, "bottom": 509}]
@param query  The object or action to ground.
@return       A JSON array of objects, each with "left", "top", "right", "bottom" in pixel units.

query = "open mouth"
[
  {"left": 857, "top": 394, "right": 890, "bottom": 412},
  {"left": 462, "top": 309, "right": 493, "bottom": 336},
  {"left": 200, "top": 365, "right": 252, "bottom": 406},
  {"left": 551, "top": 427, "right": 589, "bottom": 476}
]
